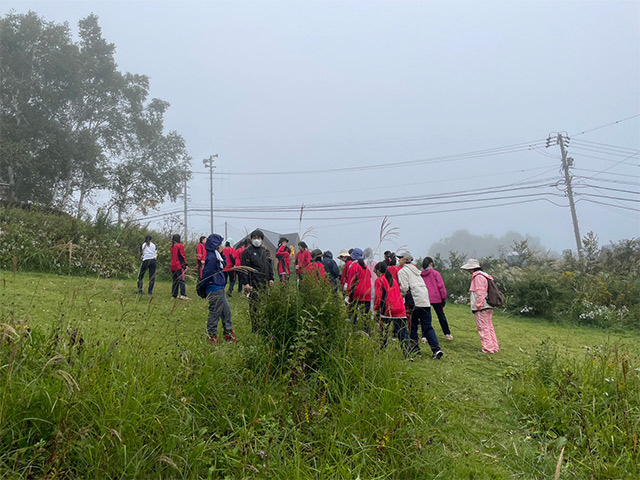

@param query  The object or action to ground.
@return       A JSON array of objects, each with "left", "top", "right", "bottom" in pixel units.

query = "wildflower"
[{"left": 257, "top": 450, "right": 265, "bottom": 458}]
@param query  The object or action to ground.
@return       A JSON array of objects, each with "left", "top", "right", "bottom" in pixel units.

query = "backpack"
[{"left": 482, "top": 273, "right": 504, "bottom": 307}]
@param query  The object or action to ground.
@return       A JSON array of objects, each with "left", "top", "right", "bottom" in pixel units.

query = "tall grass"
[{"left": 509, "top": 340, "right": 640, "bottom": 479}]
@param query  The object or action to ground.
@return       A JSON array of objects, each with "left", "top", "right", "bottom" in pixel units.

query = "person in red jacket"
[
  {"left": 374, "top": 262, "right": 409, "bottom": 357},
  {"left": 234, "top": 240, "right": 247, "bottom": 293},
  {"left": 170, "top": 234, "right": 189, "bottom": 299},
  {"left": 305, "top": 249, "right": 326, "bottom": 279},
  {"left": 275, "top": 237, "right": 291, "bottom": 282},
  {"left": 222, "top": 240, "right": 237, "bottom": 296},
  {"left": 346, "top": 248, "right": 372, "bottom": 331},
  {"left": 196, "top": 236, "right": 207, "bottom": 279},
  {"left": 337, "top": 249, "right": 352, "bottom": 291},
  {"left": 294, "top": 241, "right": 311, "bottom": 281}
]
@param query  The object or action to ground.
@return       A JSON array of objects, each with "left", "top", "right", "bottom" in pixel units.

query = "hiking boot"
[
  {"left": 432, "top": 350, "right": 444, "bottom": 360},
  {"left": 445, "top": 334, "right": 453, "bottom": 341},
  {"left": 224, "top": 331, "right": 238, "bottom": 342},
  {"left": 207, "top": 335, "right": 218, "bottom": 344}
]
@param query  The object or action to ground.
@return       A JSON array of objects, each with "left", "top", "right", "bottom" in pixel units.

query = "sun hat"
[
  {"left": 311, "top": 248, "right": 323, "bottom": 260},
  {"left": 396, "top": 251, "right": 413, "bottom": 263},
  {"left": 460, "top": 258, "right": 481, "bottom": 270},
  {"left": 337, "top": 248, "right": 350, "bottom": 258},
  {"left": 350, "top": 248, "right": 364, "bottom": 260}
]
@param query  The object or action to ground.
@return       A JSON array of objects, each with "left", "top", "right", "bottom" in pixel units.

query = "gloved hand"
[{"left": 441, "top": 298, "right": 446, "bottom": 307}]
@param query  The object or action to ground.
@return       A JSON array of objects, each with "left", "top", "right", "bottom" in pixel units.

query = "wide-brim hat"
[
  {"left": 460, "top": 258, "right": 481, "bottom": 270},
  {"left": 337, "top": 248, "right": 350, "bottom": 258},
  {"left": 396, "top": 251, "right": 413, "bottom": 263}
]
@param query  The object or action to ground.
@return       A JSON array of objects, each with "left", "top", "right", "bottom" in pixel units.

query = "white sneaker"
[
  {"left": 421, "top": 337, "right": 427, "bottom": 344},
  {"left": 179, "top": 295, "right": 191, "bottom": 300},
  {"left": 445, "top": 334, "right": 453, "bottom": 341}
]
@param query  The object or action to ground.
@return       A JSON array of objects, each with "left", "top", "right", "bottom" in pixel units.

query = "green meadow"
[{"left": 1, "top": 272, "right": 638, "bottom": 479}]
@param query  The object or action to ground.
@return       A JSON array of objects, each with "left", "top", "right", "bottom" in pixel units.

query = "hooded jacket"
[
  {"left": 398, "top": 263, "right": 431, "bottom": 307},
  {"left": 321, "top": 251, "right": 340, "bottom": 285},
  {"left": 470, "top": 271, "right": 493, "bottom": 312},
  {"left": 420, "top": 268, "right": 447, "bottom": 304},
  {"left": 198, "top": 234, "right": 226, "bottom": 293}
]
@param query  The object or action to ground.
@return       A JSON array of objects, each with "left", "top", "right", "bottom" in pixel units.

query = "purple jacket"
[{"left": 420, "top": 268, "right": 447, "bottom": 304}]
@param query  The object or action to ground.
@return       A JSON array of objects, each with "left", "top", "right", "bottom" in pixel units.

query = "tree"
[
  {"left": 582, "top": 231, "right": 600, "bottom": 273},
  {"left": 109, "top": 99, "right": 191, "bottom": 224},
  {"left": 0, "top": 12, "right": 192, "bottom": 221}
]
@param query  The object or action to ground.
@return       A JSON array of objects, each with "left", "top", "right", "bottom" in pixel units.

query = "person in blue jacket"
[{"left": 198, "top": 233, "right": 237, "bottom": 343}]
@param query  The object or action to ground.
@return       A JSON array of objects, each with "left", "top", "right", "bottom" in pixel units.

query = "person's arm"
[
  {"left": 373, "top": 278, "right": 382, "bottom": 313},
  {"left": 398, "top": 269, "right": 409, "bottom": 296},
  {"left": 178, "top": 245, "right": 187, "bottom": 269},
  {"left": 436, "top": 271, "right": 447, "bottom": 300}
]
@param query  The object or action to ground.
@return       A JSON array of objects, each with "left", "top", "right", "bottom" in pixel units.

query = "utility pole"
[
  {"left": 548, "top": 133, "right": 583, "bottom": 259},
  {"left": 225, "top": 221, "right": 228, "bottom": 240},
  {"left": 183, "top": 177, "right": 188, "bottom": 241},
  {"left": 202, "top": 154, "right": 218, "bottom": 233}
]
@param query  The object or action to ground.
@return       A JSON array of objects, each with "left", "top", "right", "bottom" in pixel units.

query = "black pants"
[
  {"left": 171, "top": 269, "right": 186, "bottom": 298},
  {"left": 431, "top": 302, "right": 451, "bottom": 335},
  {"left": 412, "top": 306, "right": 440, "bottom": 354},
  {"left": 137, "top": 259, "right": 156, "bottom": 294},
  {"left": 349, "top": 300, "right": 371, "bottom": 333},
  {"left": 225, "top": 271, "right": 236, "bottom": 295}
]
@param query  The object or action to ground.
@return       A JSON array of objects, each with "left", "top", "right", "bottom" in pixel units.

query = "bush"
[
  {"left": 509, "top": 341, "right": 640, "bottom": 479},
  {"left": 507, "top": 272, "right": 568, "bottom": 318},
  {"left": 252, "top": 277, "right": 348, "bottom": 375}
]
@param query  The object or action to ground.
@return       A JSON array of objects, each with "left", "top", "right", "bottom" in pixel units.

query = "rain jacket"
[
  {"left": 295, "top": 249, "right": 311, "bottom": 273},
  {"left": 276, "top": 244, "right": 291, "bottom": 275},
  {"left": 420, "top": 268, "right": 447, "bottom": 304},
  {"left": 321, "top": 251, "right": 340, "bottom": 285},
  {"left": 470, "top": 271, "right": 493, "bottom": 312},
  {"left": 374, "top": 274, "right": 406, "bottom": 318},
  {"left": 198, "top": 234, "right": 226, "bottom": 293},
  {"left": 346, "top": 260, "right": 372, "bottom": 302},
  {"left": 222, "top": 246, "right": 236, "bottom": 272},
  {"left": 170, "top": 243, "right": 187, "bottom": 271},
  {"left": 398, "top": 263, "right": 430, "bottom": 307},
  {"left": 240, "top": 244, "right": 274, "bottom": 288}
]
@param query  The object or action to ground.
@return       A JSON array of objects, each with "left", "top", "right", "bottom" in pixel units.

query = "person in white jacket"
[{"left": 397, "top": 251, "right": 443, "bottom": 359}]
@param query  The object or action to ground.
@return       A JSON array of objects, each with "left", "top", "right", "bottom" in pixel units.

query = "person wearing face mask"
[{"left": 240, "top": 229, "right": 274, "bottom": 332}]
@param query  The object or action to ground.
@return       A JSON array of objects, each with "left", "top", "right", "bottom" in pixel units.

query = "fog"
[{"left": 6, "top": 0, "right": 640, "bottom": 259}]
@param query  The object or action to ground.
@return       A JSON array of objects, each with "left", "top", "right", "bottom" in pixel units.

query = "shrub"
[
  {"left": 507, "top": 272, "right": 567, "bottom": 318},
  {"left": 252, "top": 278, "right": 348, "bottom": 375}
]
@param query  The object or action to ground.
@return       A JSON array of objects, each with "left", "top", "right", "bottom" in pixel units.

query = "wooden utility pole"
[
  {"left": 202, "top": 154, "right": 218, "bottom": 233},
  {"left": 556, "top": 133, "right": 583, "bottom": 259}
]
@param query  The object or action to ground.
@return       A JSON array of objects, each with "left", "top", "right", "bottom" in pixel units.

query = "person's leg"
[
  {"left": 147, "top": 260, "right": 156, "bottom": 295},
  {"left": 220, "top": 291, "right": 233, "bottom": 335},
  {"left": 379, "top": 316, "right": 390, "bottom": 349},
  {"left": 476, "top": 309, "right": 499, "bottom": 353},
  {"left": 207, "top": 290, "right": 224, "bottom": 337},
  {"left": 362, "top": 301, "right": 371, "bottom": 334},
  {"left": 180, "top": 269, "right": 186, "bottom": 296},
  {"left": 171, "top": 270, "right": 179, "bottom": 298},
  {"left": 417, "top": 307, "right": 441, "bottom": 354},
  {"left": 432, "top": 303, "right": 451, "bottom": 336},
  {"left": 137, "top": 260, "right": 148, "bottom": 293},
  {"left": 249, "top": 294, "right": 260, "bottom": 333},
  {"left": 409, "top": 309, "right": 421, "bottom": 354},
  {"left": 396, "top": 317, "right": 410, "bottom": 358}
]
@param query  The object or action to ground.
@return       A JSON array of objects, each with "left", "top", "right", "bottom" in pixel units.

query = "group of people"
[{"left": 136, "top": 230, "right": 499, "bottom": 355}]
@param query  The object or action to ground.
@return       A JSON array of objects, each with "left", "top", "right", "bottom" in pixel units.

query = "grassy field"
[{"left": 1, "top": 271, "right": 638, "bottom": 479}]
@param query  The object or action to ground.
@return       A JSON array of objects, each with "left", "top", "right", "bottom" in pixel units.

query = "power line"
[
  {"left": 570, "top": 138, "right": 639, "bottom": 153},
  {"left": 190, "top": 139, "right": 547, "bottom": 177},
  {"left": 571, "top": 113, "right": 640, "bottom": 137},
  {"left": 577, "top": 198, "right": 640, "bottom": 213}
]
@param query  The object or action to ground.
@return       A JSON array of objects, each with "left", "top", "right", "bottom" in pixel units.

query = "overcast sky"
[{"left": 5, "top": 0, "right": 640, "bottom": 258}]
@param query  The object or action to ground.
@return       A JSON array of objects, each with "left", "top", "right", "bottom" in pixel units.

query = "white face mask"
[{"left": 252, "top": 239, "right": 262, "bottom": 248}]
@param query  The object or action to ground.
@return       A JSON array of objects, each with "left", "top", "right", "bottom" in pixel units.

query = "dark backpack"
[{"left": 483, "top": 273, "right": 504, "bottom": 307}]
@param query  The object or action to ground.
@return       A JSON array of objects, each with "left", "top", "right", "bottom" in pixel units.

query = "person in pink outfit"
[
  {"left": 461, "top": 259, "right": 499, "bottom": 354},
  {"left": 421, "top": 257, "right": 453, "bottom": 340}
]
